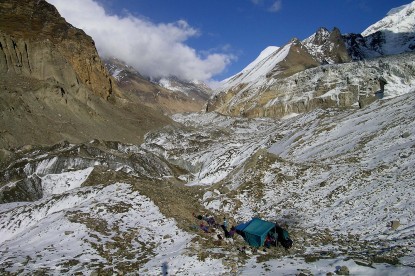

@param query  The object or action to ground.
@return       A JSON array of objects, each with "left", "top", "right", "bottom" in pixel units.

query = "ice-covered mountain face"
[
  {"left": 364, "top": 2, "right": 415, "bottom": 35},
  {"left": 345, "top": 1, "right": 415, "bottom": 59},
  {"left": 211, "top": 2, "right": 415, "bottom": 119},
  {"left": 104, "top": 58, "right": 211, "bottom": 114},
  {"left": 2, "top": 90, "right": 415, "bottom": 274}
]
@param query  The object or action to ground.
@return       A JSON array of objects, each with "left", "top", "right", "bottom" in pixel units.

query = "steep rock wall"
[
  {"left": 0, "top": 0, "right": 112, "bottom": 99},
  {"left": 0, "top": 0, "right": 172, "bottom": 149}
]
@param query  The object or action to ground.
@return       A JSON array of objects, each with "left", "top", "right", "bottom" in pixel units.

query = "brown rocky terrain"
[
  {"left": 105, "top": 58, "right": 210, "bottom": 115},
  {"left": 0, "top": 0, "right": 172, "bottom": 149}
]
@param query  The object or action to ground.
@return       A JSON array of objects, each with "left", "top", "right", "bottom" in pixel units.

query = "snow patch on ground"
[
  {"left": 41, "top": 167, "right": 94, "bottom": 196},
  {"left": 0, "top": 183, "right": 206, "bottom": 274}
]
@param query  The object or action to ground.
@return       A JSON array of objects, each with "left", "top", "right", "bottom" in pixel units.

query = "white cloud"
[
  {"left": 269, "top": 0, "right": 282, "bottom": 13},
  {"left": 47, "top": 0, "right": 233, "bottom": 81}
]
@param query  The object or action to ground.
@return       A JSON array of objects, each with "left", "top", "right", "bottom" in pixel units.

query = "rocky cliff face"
[
  {"left": 0, "top": 0, "right": 113, "bottom": 99},
  {"left": 0, "top": 0, "right": 171, "bottom": 149}
]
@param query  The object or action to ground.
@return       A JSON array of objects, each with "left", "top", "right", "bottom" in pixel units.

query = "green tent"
[{"left": 235, "top": 218, "right": 275, "bottom": 247}]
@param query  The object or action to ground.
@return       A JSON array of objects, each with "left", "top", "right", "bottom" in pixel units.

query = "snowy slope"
[
  {"left": 362, "top": 2, "right": 415, "bottom": 36},
  {"left": 1, "top": 90, "right": 415, "bottom": 274},
  {"left": 216, "top": 44, "right": 288, "bottom": 93},
  {"left": 0, "top": 143, "right": 228, "bottom": 274},
  {"left": 145, "top": 89, "right": 415, "bottom": 273},
  {"left": 360, "top": 1, "right": 415, "bottom": 56},
  {"left": 0, "top": 182, "right": 210, "bottom": 274}
]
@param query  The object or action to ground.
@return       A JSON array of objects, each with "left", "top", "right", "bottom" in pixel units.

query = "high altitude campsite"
[{"left": 1, "top": 0, "right": 415, "bottom": 274}]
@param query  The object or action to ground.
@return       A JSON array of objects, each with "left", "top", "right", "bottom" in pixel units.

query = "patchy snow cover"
[
  {"left": 0, "top": 181, "right": 226, "bottom": 274},
  {"left": 302, "top": 27, "right": 337, "bottom": 64},
  {"left": 143, "top": 112, "right": 279, "bottom": 186},
  {"left": 143, "top": 90, "right": 415, "bottom": 272},
  {"left": 241, "top": 256, "right": 415, "bottom": 275},
  {"left": 1, "top": 90, "right": 415, "bottom": 275}
]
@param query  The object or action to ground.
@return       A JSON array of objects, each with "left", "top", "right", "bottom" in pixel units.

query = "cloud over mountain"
[{"left": 47, "top": 0, "right": 234, "bottom": 81}]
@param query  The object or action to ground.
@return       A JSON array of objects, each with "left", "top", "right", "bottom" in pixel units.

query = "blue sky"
[{"left": 49, "top": 0, "right": 411, "bottom": 82}]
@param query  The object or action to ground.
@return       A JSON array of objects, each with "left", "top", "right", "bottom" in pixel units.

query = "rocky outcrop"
[
  {"left": 0, "top": 0, "right": 172, "bottom": 149},
  {"left": 0, "top": 140, "right": 174, "bottom": 203},
  {"left": 0, "top": 0, "right": 112, "bottom": 99},
  {"left": 270, "top": 38, "right": 320, "bottom": 79},
  {"left": 303, "top": 27, "right": 351, "bottom": 64}
]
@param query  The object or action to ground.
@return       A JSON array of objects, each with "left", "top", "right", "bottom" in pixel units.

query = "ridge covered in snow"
[
  {"left": 362, "top": 1, "right": 415, "bottom": 36},
  {"left": 217, "top": 44, "right": 287, "bottom": 93}
]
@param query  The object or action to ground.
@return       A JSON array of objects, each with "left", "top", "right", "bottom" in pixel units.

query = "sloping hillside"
[
  {"left": 0, "top": 0, "right": 171, "bottom": 149},
  {"left": 105, "top": 58, "right": 210, "bottom": 115},
  {"left": 1, "top": 88, "right": 414, "bottom": 274}
]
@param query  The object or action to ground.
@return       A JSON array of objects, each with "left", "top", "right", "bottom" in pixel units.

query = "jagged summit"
[{"left": 303, "top": 27, "right": 351, "bottom": 64}]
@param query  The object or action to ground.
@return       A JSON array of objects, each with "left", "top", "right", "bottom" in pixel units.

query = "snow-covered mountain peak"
[
  {"left": 387, "top": 3, "right": 411, "bottom": 16},
  {"left": 212, "top": 2, "right": 415, "bottom": 118},
  {"left": 216, "top": 43, "right": 291, "bottom": 93},
  {"left": 303, "top": 27, "right": 330, "bottom": 45},
  {"left": 240, "top": 46, "right": 280, "bottom": 74},
  {"left": 362, "top": 1, "right": 415, "bottom": 36}
]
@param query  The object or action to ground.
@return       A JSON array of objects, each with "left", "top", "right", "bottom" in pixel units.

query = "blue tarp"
[{"left": 235, "top": 218, "right": 275, "bottom": 247}]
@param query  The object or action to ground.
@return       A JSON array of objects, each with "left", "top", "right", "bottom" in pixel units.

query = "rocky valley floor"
[{"left": 1, "top": 90, "right": 415, "bottom": 275}]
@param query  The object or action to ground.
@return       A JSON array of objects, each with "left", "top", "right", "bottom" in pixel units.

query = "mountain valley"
[{"left": 1, "top": 0, "right": 415, "bottom": 275}]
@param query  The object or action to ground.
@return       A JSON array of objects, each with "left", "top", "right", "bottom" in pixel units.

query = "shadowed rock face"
[{"left": 0, "top": 0, "right": 172, "bottom": 149}]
